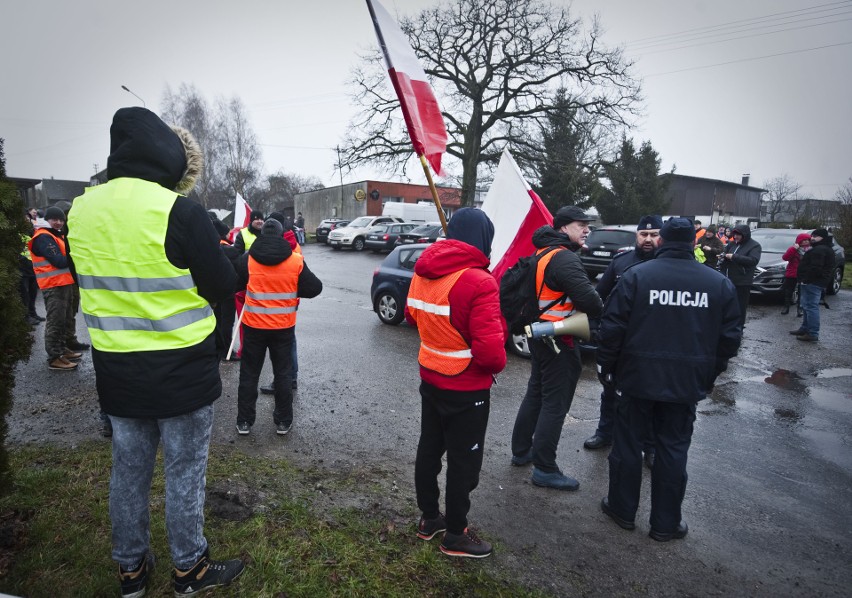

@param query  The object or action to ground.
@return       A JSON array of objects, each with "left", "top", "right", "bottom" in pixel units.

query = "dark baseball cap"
[{"left": 553, "top": 206, "right": 594, "bottom": 228}]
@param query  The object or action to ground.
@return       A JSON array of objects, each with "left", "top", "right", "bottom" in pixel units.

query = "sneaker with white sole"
[
  {"left": 276, "top": 422, "right": 292, "bottom": 435},
  {"left": 236, "top": 422, "right": 250, "bottom": 435},
  {"left": 173, "top": 550, "right": 245, "bottom": 596}
]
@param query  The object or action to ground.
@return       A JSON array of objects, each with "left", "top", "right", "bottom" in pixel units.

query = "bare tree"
[
  {"left": 342, "top": 0, "right": 640, "bottom": 205},
  {"left": 761, "top": 174, "right": 802, "bottom": 223},
  {"left": 215, "top": 96, "right": 263, "bottom": 201},
  {"left": 834, "top": 177, "right": 852, "bottom": 249},
  {"left": 253, "top": 171, "right": 324, "bottom": 216},
  {"left": 161, "top": 83, "right": 223, "bottom": 208}
]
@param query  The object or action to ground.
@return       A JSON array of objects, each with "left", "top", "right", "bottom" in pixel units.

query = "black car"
[
  {"left": 395, "top": 223, "right": 444, "bottom": 246},
  {"left": 315, "top": 219, "right": 350, "bottom": 244},
  {"left": 579, "top": 225, "right": 636, "bottom": 278},
  {"left": 364, "top": 222, "right": 419, "bottom": 252},
  {"left": 371, "top": 244, "right": 427, "bottom": 325},
  {"left": 750, "top": 228, "right": 845, "bottom": 297},
  {"left": 370, "top": 244, "right": 531, "bottom": 357}
]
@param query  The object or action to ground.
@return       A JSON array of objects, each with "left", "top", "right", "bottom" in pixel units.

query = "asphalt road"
[{"left": 10, "top": 242, "right": 852, "bottom": 597}]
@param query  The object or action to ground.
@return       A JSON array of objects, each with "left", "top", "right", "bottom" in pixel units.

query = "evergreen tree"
[
  {"left": 0, "top": 139, "right": 35, "bottom": 494},
  {"left": 531, "top": 91, "right": 602, "bottom": 213},
  {"left": 596, "top": 138, "right": 672, "bottom": 224}
]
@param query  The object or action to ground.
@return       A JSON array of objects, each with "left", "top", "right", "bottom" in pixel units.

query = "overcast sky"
[{"left": 2, "top": 0, "right": 850, "bottom": 199}]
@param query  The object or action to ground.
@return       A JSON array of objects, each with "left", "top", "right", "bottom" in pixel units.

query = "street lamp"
[{"left": 120, "top": 85, "right": 146, "bottom": 107}]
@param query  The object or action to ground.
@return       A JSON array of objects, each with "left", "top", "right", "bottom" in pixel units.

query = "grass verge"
[{"left": 0, "top": 442, "right": 545, "bottom": 597}]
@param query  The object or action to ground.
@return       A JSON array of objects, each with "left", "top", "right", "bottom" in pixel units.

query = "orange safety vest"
[
  {"left": 243, "top": 253, "right": 303, "bottom": 329},
  {"left": 28, "top": 228, "right": 74, "bottom": 289},
  {"left": 407, "top": 269, "right": 472, "bottom": 376},
  {"left": 535, "top": 247, "right": 574, "bottom": 322}
]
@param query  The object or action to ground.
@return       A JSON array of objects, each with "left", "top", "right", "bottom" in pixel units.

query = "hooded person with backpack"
[{"left": 509, "top": 206, "right": 603, "bottom": 491}]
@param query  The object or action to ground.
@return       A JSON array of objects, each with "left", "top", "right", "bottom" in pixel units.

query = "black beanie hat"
[
  {"left": 250, "top": 210, "right": 265, "bottom": 222},
  {"left": 261, "top": 219, "right": 284, "bottom": 237},
  {"left": 660, "top": 217, "right": 695, "bottom": 243},
  {"left": 44, "top": 206, "right": 66, "bottom": 221},
  {"left": 811, "top": 228, "right": 829, "bottom": 239},
  {"left": 268, "top": 212, "right": 286, "bottom": 226}
]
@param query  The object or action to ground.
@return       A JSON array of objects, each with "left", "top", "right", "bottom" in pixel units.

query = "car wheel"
[
  {"left": 507, "top": 333, "right": 531, "bottom": 359},
  {"left": 353, "top": 237, "right": 365, "bottom": 252},
  {"left": 827, "top": 266, "right": 843, "bottom": 295},
  {"left": 376, "top": 292, "right": 404, "bottom": 325}
]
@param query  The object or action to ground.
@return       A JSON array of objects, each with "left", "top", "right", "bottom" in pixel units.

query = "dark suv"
[
  {"left": 579, "top": 225, "right": 636, "bottom": 278},
  {"left": 750, "top": 228, "right": 845, "bottom": 297}
]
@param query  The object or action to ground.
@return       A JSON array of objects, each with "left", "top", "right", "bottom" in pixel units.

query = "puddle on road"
[
  {"left": 814, "top": 367, "right": 852, "bottom": 379},
  {"left": 763, "top": 369, "right": 806, "bottom": 392},
  {"left": 799, "top": 428, "right": 852, "bottom": 475},
  {"left": 808, "top": 387, "right": 852, "bottom": 414},
  {"left": 773, "top": 407, "right": 802, "bottom": 422}
]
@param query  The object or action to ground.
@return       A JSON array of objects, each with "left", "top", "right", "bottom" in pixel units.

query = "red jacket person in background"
[{"left": 406, "top": 207, "right": 507, "bottom": 558}]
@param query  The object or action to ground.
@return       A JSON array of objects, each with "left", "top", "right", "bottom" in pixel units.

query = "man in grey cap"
[
  {"left": 584, "top": 215, "right": 663, "bottom": 469},
  {"left": 510, "top": 206, "right": 603, "bottom": 491}
]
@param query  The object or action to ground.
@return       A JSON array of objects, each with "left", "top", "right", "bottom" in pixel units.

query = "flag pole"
[{"left": 419, "top": 155, "right": 449, "bottom": 234}]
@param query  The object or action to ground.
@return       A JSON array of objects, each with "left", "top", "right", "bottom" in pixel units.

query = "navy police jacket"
[
  {"left": 596, "top": 246, "right": 655, "bottom": 302},
  {"left": 596, "top": 243, "right": 742, "bottom": 403}
]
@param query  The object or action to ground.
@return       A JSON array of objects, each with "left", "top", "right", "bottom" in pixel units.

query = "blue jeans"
[
  {"left": 799, "top": 283, "right": 822, "bottom": 337},
  {"left": 109, "top": 404, "right": 213, "bottom": 570}
]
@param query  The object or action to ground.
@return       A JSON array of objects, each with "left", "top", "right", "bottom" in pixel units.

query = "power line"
[{"left": 645, "top": 40, "right": 852, "bottom": 77}]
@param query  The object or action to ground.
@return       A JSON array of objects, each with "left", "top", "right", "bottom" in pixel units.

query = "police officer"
[
  {"left": 584, "top": 215, "right": 662, "bottom": 466},
  {"left": 596, "top": 218, "right": 742, "bottom": 541}
]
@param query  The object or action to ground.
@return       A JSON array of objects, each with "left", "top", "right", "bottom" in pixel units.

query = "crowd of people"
[{"left": 15, "top": 106, "right": 840, "bottom": 594}]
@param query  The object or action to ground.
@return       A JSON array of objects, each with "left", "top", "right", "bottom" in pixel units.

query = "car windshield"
[
  {"left": 586, "top": 230, "right": 635, "bottom": 246},
  {"left": 409, "top": 224, "right": 440, "bottom": 235},
  {"left": 751, "top": 231, "right": 802, "bottom": 253},
  {"left": 348, "top": 217, "right": 372, "bottom": 228}
]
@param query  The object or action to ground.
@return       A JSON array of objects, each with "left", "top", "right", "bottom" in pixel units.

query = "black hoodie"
[
  {"left": 720, "top": 225, "right": 762, "bottom": 286},
  {"left": 797, "top": 235, "right": 836, "bottom": 288},
  {"left": 235, "top": 234, "right": 323, "bottom": 299}
]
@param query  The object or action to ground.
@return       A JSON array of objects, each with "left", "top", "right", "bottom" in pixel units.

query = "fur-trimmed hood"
[{"left": 107, "top": 107, "right": 202, "bottom": 195}]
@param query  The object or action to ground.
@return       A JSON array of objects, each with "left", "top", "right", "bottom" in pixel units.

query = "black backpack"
[{"left": 499, "top": 246, "right": 566, "bottom": 335}]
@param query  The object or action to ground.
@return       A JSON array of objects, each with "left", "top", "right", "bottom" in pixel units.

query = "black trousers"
[
  {"left": 213, "top": 294, "right": 236, "bottom": 359},
  {"left": 237, "top": 325, "right": 295, "bottom": 426},
  {"left": 594, "top": 384, "right": 655, "bottom": 453},
  {"left": 734, "top": 285, "right": 750, "bottom": 329},
  {"left": 781, "top": 277, "right": 798, "bottom": 306},
  {"left": 607, "top": 394, "right": 696, "bottom": 533},
  {"left": 414, "top": 381, "right": 490, "bottom": 535},
  {"left": 18, "top": 270, "right": 39, "bottom": 317},
  {"left": 511, "top": 337, "right": 581, "bottom": 473}
]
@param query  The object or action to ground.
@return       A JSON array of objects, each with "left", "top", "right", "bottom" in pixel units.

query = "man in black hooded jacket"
[
  {"left": 719, "top": 224, "right": 761, "bottom": 329},
  {"left": 69, "top": 107, "right": 245, "bottom": 597},
  {"left": 791, "top": 228, "right": 836, "bottom": 342}
]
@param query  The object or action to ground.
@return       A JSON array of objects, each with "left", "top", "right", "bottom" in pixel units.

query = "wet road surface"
[{"left": 10, "top": 242, "right": 852, "bottom": 596}]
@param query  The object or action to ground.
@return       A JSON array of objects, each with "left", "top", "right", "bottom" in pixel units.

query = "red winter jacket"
[
  {"left": 782, "top": 233, "right": 811, "bottom": 278},
  {"left": 405, "top": 239, "right": 507, "bottom": 391}
]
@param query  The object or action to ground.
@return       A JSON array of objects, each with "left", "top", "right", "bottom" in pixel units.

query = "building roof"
[
  {"left": 40, "top": 178, "right": 88, "bottom": 201},
  {"left": 669, "top": 173, "right": 766, "bottom": 193}
]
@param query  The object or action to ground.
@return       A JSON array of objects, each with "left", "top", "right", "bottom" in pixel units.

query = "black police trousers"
[{"left": 607, "top": 394, "right": 696, "bottom": 533}]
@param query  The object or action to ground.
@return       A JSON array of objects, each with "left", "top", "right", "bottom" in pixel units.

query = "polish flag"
[
  {"left": 366, "top": 0, "right": 448, "bottom": 176},
  {"left": 480, "top": 149, "right": 554, "bottom": 282},
  {"left": 233, "top": 193, "right": 252, "bottom": 229}
]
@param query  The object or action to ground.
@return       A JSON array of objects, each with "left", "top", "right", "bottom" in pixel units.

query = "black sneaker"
[
  {"left": 259, "top": 382, "right": 275, "bottom": 395},
  {"left": 440, "top": 527, "right": 492, "bottom": 558},
  {"left": 416, "top": 513, "right": 447, "bottom": 540},
  {"left": 276, "top": 422, "right": 292, "bottom": 436},
  {"left": 66, "top": 340, "right": 91, "bottom": 351},
  {"left": 102, "top": 418, "right": 113, "bottom": 438},
  {"left": 236, "top": 422, "right": 250, "bottom": 435},
  {"left": 173, "top": 550, "right": 245, "bottom": 596},
  {"left": 292, "top": 378, "right": 298, "bottom": 390},
  {"left": 119, "top": 553, "right": 154, "bottom": 598}
]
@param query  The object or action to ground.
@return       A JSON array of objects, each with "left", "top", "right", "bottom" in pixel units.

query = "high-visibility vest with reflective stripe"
[
  {"left": 28, "top": 228, "right": 74, "bottom": 289},
  {"left": 407, "top": 268, "right": 472, "bottom": 376},
  {"left": 535, "top": 247, "right": 574, "bottom": 322},
  {"left": 243, "top": 253, "right": 303, "bottom": 329},
  {"left": 67, "top": 178, "right": 215, "bottom": 353},
  {"left": 240, "top": 227, "right": 258, "bottom": 250},
  {"left": 21, "top": 234, "right": 32, "bottom": 260}
]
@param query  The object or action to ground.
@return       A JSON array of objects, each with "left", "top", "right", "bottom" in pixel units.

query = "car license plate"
[
  {"left": 329, "top": 240, "right": 340, "bottom": 246},
  {"left": 592, "top": 251, "right": 610, "bottom": 257},
  {"left": 402, "top": 239, "right": 414, "bottom": 243},
  {"left": 368, "top": 236, "right": 378, "bottom": 240}
]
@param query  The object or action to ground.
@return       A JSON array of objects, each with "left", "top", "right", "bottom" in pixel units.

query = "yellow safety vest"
[{"left": 67, "top": 178, "right": 215, "bottom": 353}]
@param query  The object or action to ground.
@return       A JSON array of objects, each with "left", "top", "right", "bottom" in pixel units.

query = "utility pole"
[{"left": 120, "top": 85, "right": 146, "bottom": 107}]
